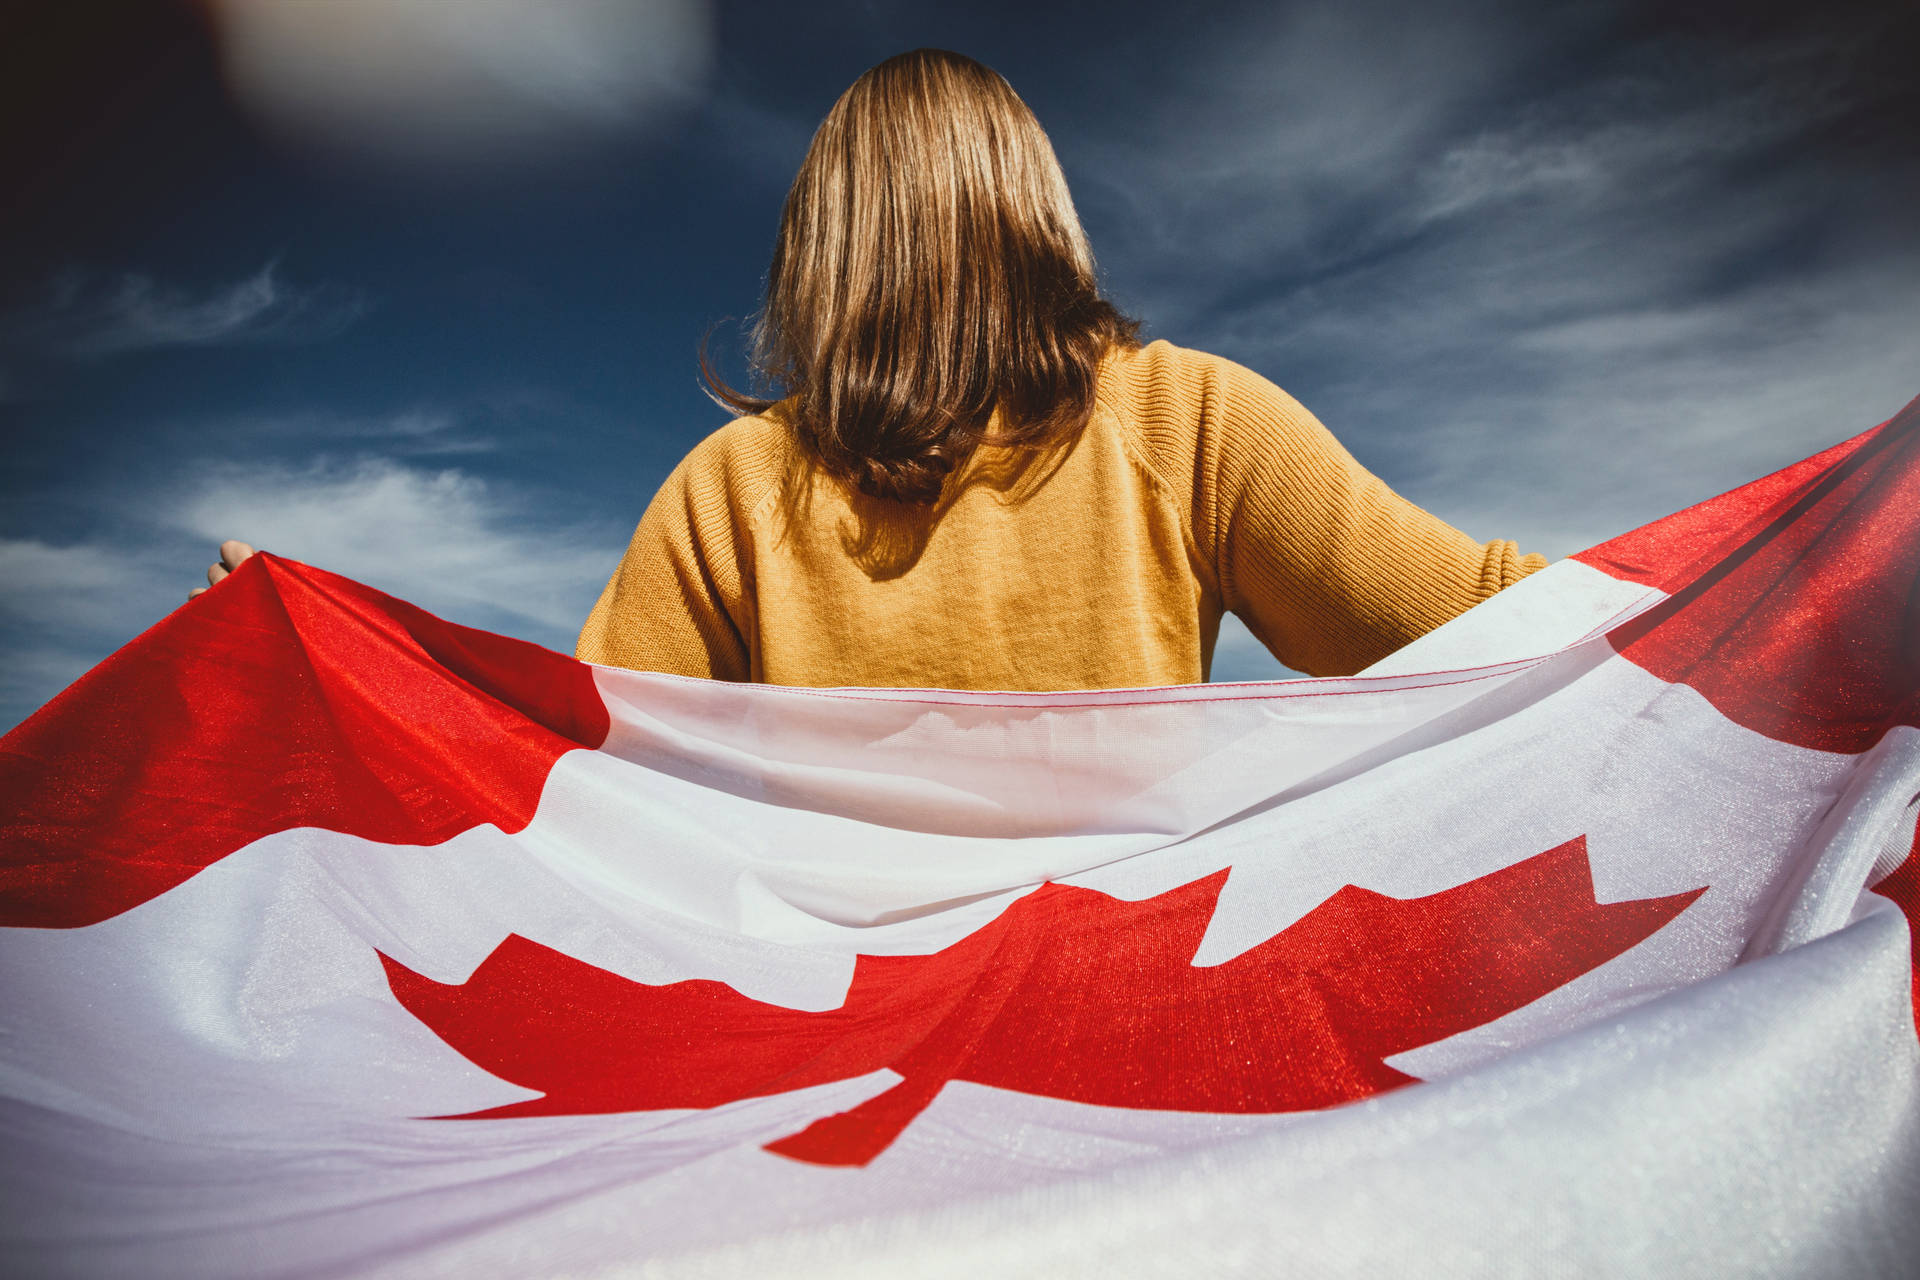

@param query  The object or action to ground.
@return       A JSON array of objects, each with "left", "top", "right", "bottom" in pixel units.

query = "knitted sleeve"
[
  {"left": 1194, "top": 353, "right": 1546, "bottom": 677},
  {"left": 575, "top": 439, "right": 754, "bottom": 681}
]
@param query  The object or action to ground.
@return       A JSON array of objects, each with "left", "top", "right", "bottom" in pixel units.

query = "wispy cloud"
[
  {"left": 14, "top": 262, "right": 365, "bottom": 357},
  {"left": 210, "top": 406, "right": 500, "bottom": 456},
  {"left": 1071, "top": 0, "right": 1920, "bottom": 560}
]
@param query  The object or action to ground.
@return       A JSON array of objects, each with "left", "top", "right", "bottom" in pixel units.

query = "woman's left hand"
[{"left": 187, "top": 539, "right": 259, "bottom": 601}]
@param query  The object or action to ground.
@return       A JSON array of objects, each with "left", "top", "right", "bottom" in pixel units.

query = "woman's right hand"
[{"left": 188, "top": 540, "right": 259, "bottom": 601}]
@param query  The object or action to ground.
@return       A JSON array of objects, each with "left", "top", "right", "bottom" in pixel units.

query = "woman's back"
[{"left": 576, "top": 340, "right": 1543, "bottom": 688}]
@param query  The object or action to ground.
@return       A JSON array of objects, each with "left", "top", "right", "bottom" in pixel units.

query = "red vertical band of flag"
[{"left": 1578, "top": 398, "right": 1920, "bottom": 754}]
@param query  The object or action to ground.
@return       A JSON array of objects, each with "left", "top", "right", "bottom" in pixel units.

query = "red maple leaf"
[{"left": 381, "top": 835, "right": 1702, "bottom": 1166}]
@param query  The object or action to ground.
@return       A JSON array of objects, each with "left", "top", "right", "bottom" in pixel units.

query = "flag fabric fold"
[{"left": 2, "top": 396, "right": 1918, "bottom": 1278}]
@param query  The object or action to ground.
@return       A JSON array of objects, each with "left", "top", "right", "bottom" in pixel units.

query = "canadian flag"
[{"left": 2, "top": 397, "right": 1917, "bottom": 1278}]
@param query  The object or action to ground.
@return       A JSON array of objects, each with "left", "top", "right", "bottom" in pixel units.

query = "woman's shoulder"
[
  {"left": 1098, "top": 338, "right": 1309, "bottom": 419},
  {"left": 1101, "top": 337, "right": 1298, "bottom": 399},
  {"left": 1097, "top": 338, "right": 1315, "bottom": 464},
  {"left": 663, "top": 404, "right": 803, "bottom": 516}
]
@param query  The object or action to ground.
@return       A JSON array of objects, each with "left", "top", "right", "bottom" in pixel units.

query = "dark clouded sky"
[{"left": 2, "top": 0, "right": 1916, "bottom": 730}]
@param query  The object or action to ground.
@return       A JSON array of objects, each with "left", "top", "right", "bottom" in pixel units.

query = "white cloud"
[
  {"left": 0, "top": 456, "right": 631, "bottom": 733},
  {"left": 171, "top": 457, "right": 623, "bottom": 643},
  {"left": 0, "top": 539, "right": 152, "bottom": 631},
  {"left": 0, "top": 539, "right": 190, "bottom": 733}
]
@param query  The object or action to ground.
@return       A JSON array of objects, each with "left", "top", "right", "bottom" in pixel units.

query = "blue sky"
[{"left": 2, "top": 0, "right": 1916, "bottom": 731}]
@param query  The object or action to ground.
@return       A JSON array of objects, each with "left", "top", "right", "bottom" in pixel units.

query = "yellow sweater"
[{"left": 577, "top": 340, "right": 1544, "bottom": 688}]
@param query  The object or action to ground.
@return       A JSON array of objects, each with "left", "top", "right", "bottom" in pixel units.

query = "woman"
[{"left": 198, "top": 50, "right": 1543, "bottom": 686}]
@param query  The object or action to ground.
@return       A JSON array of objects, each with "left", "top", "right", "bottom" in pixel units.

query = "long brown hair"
[{"left": 702, "top": 49, "right": 1138, "bottom": 504}]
